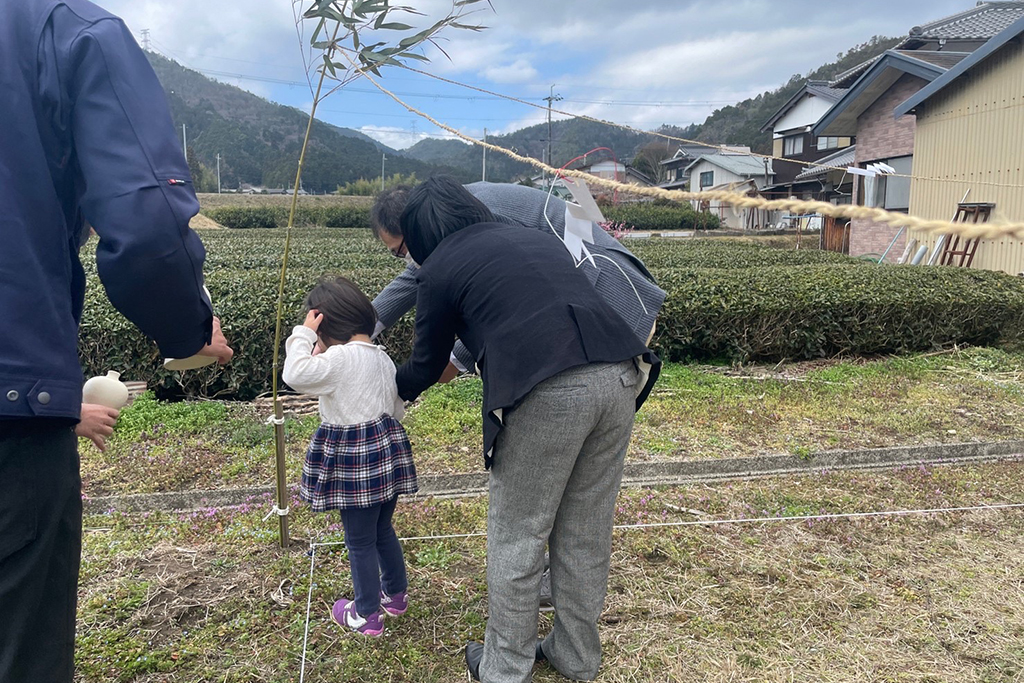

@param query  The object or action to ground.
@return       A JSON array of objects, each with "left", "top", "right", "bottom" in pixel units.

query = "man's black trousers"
[{"left": 0, "top": 420, "right": 80, "bottom": 683}]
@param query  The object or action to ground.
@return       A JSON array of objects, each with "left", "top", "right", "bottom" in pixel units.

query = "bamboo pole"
[{"left": 268, "top": 20, "right": 343, "bottom": 549}]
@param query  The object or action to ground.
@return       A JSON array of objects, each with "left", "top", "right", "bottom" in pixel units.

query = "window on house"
[
  {"left": 783, "top": 135, "right": 804, "bottom": 156},
  {"left": 858, "top": 155, "right": 913, "bottom": 211},
  {"left": 699, "top": 170, "right": 714, "bottom": 188},
  {"left": 817, "top": 136, "right": 839, "bottom": 151},
  {"left": 882, "top": 156, "right": 912, "bottom": 211}
]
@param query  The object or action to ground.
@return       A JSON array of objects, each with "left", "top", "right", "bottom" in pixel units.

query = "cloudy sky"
[{"left": 96, "top": 0, "right": 970, "bottom": 149}]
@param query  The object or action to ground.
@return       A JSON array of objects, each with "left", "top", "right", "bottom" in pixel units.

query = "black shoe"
[
  {"left": 465, "top": 642, "right": 483, "bottom": 681},
  {"left": 466, "top": 639, "right": 544, "bottom": 678}
]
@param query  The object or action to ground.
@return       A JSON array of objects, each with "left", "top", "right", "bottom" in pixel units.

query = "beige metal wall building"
[{"left": 901, "top": 27, "right": 1024, "bottom": 274}]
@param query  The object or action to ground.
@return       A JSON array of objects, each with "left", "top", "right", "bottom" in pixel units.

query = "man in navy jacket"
[{"left": 0, "top": 2, "right": 232, "bottom": 680}]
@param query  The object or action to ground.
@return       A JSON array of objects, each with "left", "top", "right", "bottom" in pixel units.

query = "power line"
[
  {"left": 184, "top": 67, "right": 735, "bottom": 107},
  {"left": 395, "top": 62, "right": 1024, "bottom": 190},
  {"left": 318, "top": 107, "right": 545, "bottom": 123},
  {"left": 151, "top": 41, "right": 740, "bottom": 97}
]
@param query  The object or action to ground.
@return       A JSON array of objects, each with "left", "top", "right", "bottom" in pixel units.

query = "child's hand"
[{"left": 303, "top": 309, "right": 324, "bottom": 333}]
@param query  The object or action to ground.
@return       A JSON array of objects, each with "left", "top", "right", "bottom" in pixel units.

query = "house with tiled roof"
[
  {"left": 894, "top": 14, "right": 1024, "bottom": 274},
  {"left": 808, "top": 1, "right": 1024, "bottom": 260},
  {"left": 831, "top": 1, "right": 1024, "bottom": 87},
  {"left": 657, "top": 144, "right": 750, "bottom": 191},
  {"left": 759, "top": 81, "right": 851, "bottom": 188},
  {"left": 684, "top": 152, "right": 774, "bottom": 228}
]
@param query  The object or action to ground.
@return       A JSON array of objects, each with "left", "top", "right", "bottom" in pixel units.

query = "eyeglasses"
[{"left": 390, "top": 238, "right": 406, "bottom": 259}]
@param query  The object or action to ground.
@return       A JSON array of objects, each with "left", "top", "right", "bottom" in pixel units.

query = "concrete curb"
[{"left": 84, "top": 440, "right": 1024, "bottom": 515}]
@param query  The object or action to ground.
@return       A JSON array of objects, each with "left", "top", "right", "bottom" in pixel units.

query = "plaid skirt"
[{"left": 301, "top": 414, "right": 418, "bottom": 512}]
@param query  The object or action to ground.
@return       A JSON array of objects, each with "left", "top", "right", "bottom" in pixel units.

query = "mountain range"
[
  {"left": 148, "top": 52, "right": 473, "bottom": 193},
  {"left": 148, "top": 35, "right": 900, "bottom": 190}
]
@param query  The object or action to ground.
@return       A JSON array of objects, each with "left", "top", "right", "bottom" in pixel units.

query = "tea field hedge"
[
  {"left": 203, "top": 205, "right": 371, "bottom": 229},
  {"left": 78, "top": 230, "right": 1024, "bottom": 399},
  {"left": 203, "top": 202, "right": 718, "bottom": 232},
  {"left": 602, "top": 203, "right": 720, "bottom": 231}
]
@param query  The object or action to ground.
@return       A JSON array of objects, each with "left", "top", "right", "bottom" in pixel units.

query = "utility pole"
[
  {"left": 216, "top": 153, "right": 222, "bottom": 193},
  {"left": 182, "top": 124, "right": 187, "bottom": 159},
  {"left": 140, "top": 29, "right": 151, "bottom": 51},
  {"left": 381, "top": 152, "right": 386, "bottom": 192},
  {"left": 543, "top": 85, "right": 562, "bottom": 187},
  {"left": 482, "top": 128, "right": 487, "bottom": 182}
]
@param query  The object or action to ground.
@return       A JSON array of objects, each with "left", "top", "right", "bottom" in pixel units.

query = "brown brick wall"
[{"left": 849, "top": 74, "right": 925, "bottom": 262}]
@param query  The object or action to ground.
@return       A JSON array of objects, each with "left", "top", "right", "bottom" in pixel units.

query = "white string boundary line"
[
  {"left": 295, "top": 500, "right": 1023, "bottom": 676},
  {"left": 298, "top": 542, "right": 317, "bottom": 683},
  {"left": 304, "top": 501, "right": 1024, "bottom": 549},
  {"left": 295, "top": 501, "right": 1022, "bottom": 677}
]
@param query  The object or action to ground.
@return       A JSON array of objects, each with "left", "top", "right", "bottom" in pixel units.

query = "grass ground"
[
  {"left": 76, "top": 460, "right": 1024, "bottom": 682},
  {"left": 79, "top": 346, "right": 1024, "bottom": 497}
]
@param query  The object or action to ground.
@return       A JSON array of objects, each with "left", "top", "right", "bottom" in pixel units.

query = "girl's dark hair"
[
  {"left": 370, "top": 185, "right": 411, "bottom": 239},
  {"left": 399, "top": 175, "right": 495, "bottom": 264},
  {"left": 304, "top": 276, "right": 377, "bottom": 344}
]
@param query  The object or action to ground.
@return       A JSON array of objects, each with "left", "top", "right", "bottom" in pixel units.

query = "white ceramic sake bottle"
[
  {"left": 164, "top": 286, "right": 217, "bottom": 371},
  {"left": 82, "top": 371, "right": 130, "bottom": 409}
]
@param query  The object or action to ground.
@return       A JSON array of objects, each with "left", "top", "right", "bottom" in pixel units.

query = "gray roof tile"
[
  {"left": 794, "top": 145, "right": 857, "bottom": 180},
  {"left": 831, "top": 2, "right": 1024, "bottom": 87},
  {"left": 686, "top": 154, "right": 773, "bottom": 177},
  {"left": 893, "top": 50, "right": 972, "bottom": 69},
  {"left": 911, "top": 1, "right": 1024, "bottom": 40}
]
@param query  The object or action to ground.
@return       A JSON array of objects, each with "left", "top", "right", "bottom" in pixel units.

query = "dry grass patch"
[{"left": 77, "top": 462, "right": 1024, "bottom": 682}]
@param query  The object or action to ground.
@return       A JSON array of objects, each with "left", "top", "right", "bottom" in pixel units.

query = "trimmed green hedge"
[
  {"left": 204, "top": 205, "right": 371, "bottom": 229},
  {"left": 603, "top": 203, "right": 720, "bottom": 231},
  {"left": 651, "top": 264, "right": 1024, "bottom": 362},
  {"left": 627, "top": 240, "right": 856, "bottom": 269},
  {"left": 205, "top": 202, "right": 718, "bottom": 232},
  {"left": 77, "top": 230, "right": 1024, "bottom": 399}
]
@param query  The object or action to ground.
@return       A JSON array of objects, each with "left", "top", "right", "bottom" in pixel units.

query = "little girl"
[{"left": 282, "top": 276, "right": 417, "bottom": 636}]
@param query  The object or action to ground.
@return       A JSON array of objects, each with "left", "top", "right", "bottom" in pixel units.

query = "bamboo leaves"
[{"left": 298, "top": 0, "right": 491, "bottom": 86}]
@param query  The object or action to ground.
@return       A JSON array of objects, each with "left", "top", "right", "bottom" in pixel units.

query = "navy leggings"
[{"left": 339, "top": 496, "right": 408, "bottom": 616}]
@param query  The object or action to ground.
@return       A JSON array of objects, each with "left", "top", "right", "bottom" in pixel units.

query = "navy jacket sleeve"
[
  {"left": 395, "top": 270, "right": 457, "bottom": 402},
  {"left": 66, "top": 14, "right": 211, "bottom": 358}
]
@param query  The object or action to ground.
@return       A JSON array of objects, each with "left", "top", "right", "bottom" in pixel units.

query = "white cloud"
[
  {"left": 359, "top": 125, "right": 469, "bottom": 150},
  {"left": 597, "top": 27, "right": 830, "bottom": 90},
  {"left": 89, "top": 0, "right": 975, "bottom": 152},
  {"left": 481, "top": 58, "right": 540, "bottom": 83}
]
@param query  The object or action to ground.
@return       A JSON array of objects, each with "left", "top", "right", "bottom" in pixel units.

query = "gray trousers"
[{"left": 480, "top": 360, "right": 637, "bottom": 682}]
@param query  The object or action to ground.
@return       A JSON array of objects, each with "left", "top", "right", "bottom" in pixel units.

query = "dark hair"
[
  {"left": 303, "top": 276, "right": 377, "bottom": 345},
  {"left": 370, "top": 185, "right": 411, "bottom": 239},
  {"left": 400, "top": 175, "right": 495, "bottom": 264}
]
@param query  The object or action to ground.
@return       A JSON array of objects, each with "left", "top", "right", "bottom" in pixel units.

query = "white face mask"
[{"left": 404, "top": 253, "right": 419, "bottom": 268}]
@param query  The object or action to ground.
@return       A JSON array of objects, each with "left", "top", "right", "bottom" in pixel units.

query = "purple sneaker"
[
  {"left": 331, "top": 598, "right": 384, "bottom": 636},
  {"left": 380, "top": 589, "right": 408, "bottom": 616}
]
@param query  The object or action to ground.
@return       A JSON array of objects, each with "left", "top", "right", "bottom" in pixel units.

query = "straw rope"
[
  {"left": 338, "top": 52, "right": 1024, "bottom": 240},
  {"left": 391, "top": 61, "right": 1024, "bottom": 191},
  {"left": 391, "top": 64, "right": 1021, "bottom": 190}
]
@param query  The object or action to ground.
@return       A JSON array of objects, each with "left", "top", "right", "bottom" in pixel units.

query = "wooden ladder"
[{"left": 939, "top": 203, "right": 995, "bottom": 268}]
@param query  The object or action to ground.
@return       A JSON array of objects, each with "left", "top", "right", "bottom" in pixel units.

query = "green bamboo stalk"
[{"left": 269, "top": 17, "right": 343, "bottom": 549}]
